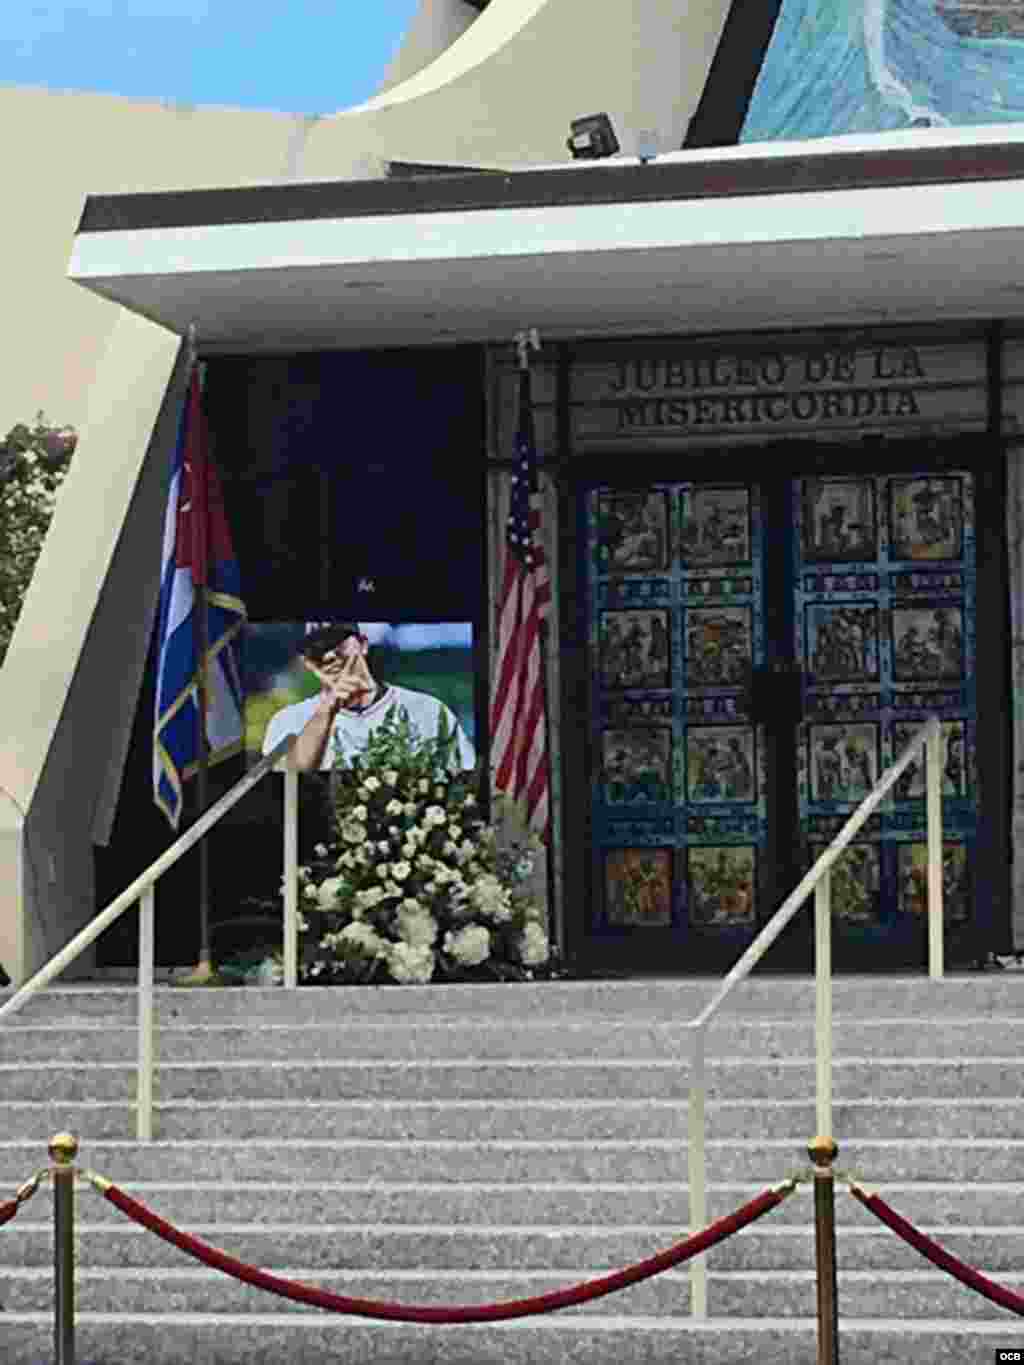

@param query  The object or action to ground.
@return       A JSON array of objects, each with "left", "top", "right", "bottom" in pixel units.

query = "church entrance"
[{"left": 574, "top": 440, "right": 1002, "bottom": 974}]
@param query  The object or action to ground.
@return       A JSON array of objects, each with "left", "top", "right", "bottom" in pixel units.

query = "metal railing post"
[
  {"left": 808, "top": 1135, "right": 840, "bottom": 1365},
  {"left": 50, "top": 1132, "right": 78, "bottom": 1365},
  {"left": 283, "top": 763, "right": 299, "bottom": 989},
  {"left": 925, "top": 721, "right": 944, "bottom": 979},
  {"left": 137, "top": 887, "right": 155, "bottom": 1141},
  {"left": 815, "top": 868, "right": 833, "bottom": 1140},
  {"left": 688, "top": 1028, "right": 708, "bottom": 1319}
]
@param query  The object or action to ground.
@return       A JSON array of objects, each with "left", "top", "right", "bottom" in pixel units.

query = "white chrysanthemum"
[
  {"left": 397, "top": 903, "right": 438, "bottom": 948},
  {"left": 418, "top": 779, "right": 430, "bottom": 794},
  {"left": 402, "top": 841, "right": 417, "bottom": 860},
  {"left": 447, "top": 823, "right": 462, "bottom": 840},
  {"left": 383, "top": 770, "right": 399, "bottom": 786},
  {"left": 386, "top": 942, "right": 435, "bottom": 984},
  {"left": 424, "top": 805, "right": 447, "bottom": 828},
  {"left": 519, "top": 922, "right": 550, "bottom": 966},
  {"left": 403, "top": 802, "right": 418, "bottom": 818},
  {"left": 356, "top": 785, "right": 370, "bottom": 800},
  {"left": 317, "top": 876, "right": 345, "bottom": 910},
  {"left": 385, "top": 798, "right": 404, "bottom": 817},
  {"left": 363, "top": 777, "right": 381, "bottom": 792},
  {"left": 376, "top": 864, "right": 391, "bottom": 880},
  {"left": 338, "top": 922, "right": 387, "bottom": 957},
  {"left": 355, "top": 886, "right": 387, "bottom": 910},
  {"left": 392, "top": 861, "right": 412, "bottom": 882},
  {"left": 444, "top": 923, "right": 491, "bottom": 967},
  {"left": 470, "top": 873, "right": 513, "bottom": 922},
  {"left": 352, "top": 804, "right": 368, "bottom": 822},
  {"left": 340, "top": 820, "right": 365, "bottom": 845}
]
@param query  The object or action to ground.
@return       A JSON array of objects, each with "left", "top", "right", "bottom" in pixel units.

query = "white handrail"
[
  {"left": 0, "top": 733, "right": 298, "bottom": 1140},
  {"left": 686, "top": 714, "right": 944, "bottom": 1319}
]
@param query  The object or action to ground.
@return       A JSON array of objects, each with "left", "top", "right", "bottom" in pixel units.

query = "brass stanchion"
[
  {"left": 808, "top": 1135, "right": 839, "bottom": 1365},
  {"left": 50, "top": 1132, "right": 78, "bottom": 1365}
]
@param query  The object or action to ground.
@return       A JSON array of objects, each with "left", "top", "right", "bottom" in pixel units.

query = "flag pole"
[
  {"left": 514, "top": 328, "right": 559, "bottom": 951},
  {"left": 191, "top": 324, "right": 213, "bottom": 981}
]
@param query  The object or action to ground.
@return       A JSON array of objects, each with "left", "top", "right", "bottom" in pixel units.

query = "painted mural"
[{"left": 742, "top": 0, "right": 1024, "bottom": 142}]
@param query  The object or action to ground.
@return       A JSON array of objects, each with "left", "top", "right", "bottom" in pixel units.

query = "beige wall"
[{"left": 0, "top": 0, "right": 732, "bottom": 982}]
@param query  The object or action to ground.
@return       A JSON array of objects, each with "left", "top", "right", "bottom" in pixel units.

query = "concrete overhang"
[{"left": 68, "top": 126, "right": 1024, "bottom": 352}]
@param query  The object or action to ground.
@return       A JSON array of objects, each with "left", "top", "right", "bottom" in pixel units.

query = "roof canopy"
[{"left": 69, "top": 127, "right": 1024, "bottom": 351}]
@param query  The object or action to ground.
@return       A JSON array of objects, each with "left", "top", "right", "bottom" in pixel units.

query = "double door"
[{"left": 580, "top": 445, "right": 998, "bottom": 973}]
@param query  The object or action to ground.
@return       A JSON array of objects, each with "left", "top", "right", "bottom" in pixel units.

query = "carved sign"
[{"left": 571, "top": 340, "right": 987, "bottom": 448}]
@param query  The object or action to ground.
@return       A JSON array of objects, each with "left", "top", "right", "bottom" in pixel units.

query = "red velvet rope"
[
  {"left": 100, "top": 1181, "right": 790, "bottom": 1323},
  {"left": 850, "top": 1186, "right": 1024, "bottom": 1317},
  {"left": 0, "top": 1199, "right": 18, "bottom": 1228}
]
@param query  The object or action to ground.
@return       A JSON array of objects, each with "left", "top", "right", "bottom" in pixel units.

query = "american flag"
[{"left": 489, "top": 365, "right": 551, "bottom": 840}]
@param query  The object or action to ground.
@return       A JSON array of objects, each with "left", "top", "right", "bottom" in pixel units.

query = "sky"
[{"left": 0, "top": 0, "right": 423, "bottom": 114}]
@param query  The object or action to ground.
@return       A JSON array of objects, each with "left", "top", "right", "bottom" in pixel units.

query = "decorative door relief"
[
  {"left": 794, "top": 472, "right": 976, "bottom": 934},
  {"left": 589, "top": 484, "right": 766, "bottom": 937}
]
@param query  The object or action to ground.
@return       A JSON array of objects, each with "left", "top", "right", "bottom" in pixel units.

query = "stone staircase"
[{"left": 0, "top": 975, "right": 1022, "bottom": 1363}]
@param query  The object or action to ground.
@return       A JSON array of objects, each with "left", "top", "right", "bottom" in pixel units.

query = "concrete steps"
[{"left": 0, "top": 975, "right": 1021, "bottom": 1362}]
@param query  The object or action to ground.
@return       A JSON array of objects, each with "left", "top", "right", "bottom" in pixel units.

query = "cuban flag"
[{"left": 153, "top": 363, "right": 246, "bottom": 829}]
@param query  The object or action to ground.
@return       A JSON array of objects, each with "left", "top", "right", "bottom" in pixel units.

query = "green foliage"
[{"left": 0, "top": 414, "right": 76, "bottom": 666}]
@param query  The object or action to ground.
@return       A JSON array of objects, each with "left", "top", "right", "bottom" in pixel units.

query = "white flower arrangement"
[{"left": 293, "top": 705, "right": 553, "bottom": 985}]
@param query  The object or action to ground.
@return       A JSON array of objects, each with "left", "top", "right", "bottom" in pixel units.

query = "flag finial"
[{"left": 515, "top": 328, "right": 541, "bottom": 371}]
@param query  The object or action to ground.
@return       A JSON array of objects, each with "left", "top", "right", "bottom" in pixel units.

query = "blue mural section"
[{"left": 743, "top": 0, "right": 1024, "bottom": 141}]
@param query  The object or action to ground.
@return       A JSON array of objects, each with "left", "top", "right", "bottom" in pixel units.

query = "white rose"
[
  {"left": 317, "top": 877, "right": 344, "bottom": 910},
  {"left": 443, "top": 923, "right": 491, "bottom": 967},
  {"left": 376, "top": 864, "right": 390, "bottom": 880},
  {"left": 402, "top": 841, "right": 417, "bottom": 859},
  {"left": 386, "top": 942, "right": 435, "bottom": 984},
  {"left": 397, "top": 904, "right": 438, "bottom": 948},
  {"left": 392, "top": 861, "right": 412, "bottom": 882},
  {"left": 339, "top": 922, "right": 387, "bottom": 957},
  {"left": 385, "top": 798, "right": 404, "bottom": 817},
  {"left": 519, "top": 922, "right": 550, "bottom": 966},
  {"left": 353, "top": 805, "right": 369, "bottom": 822},
  {"left": 341, "top": 820, "right": 365, "bottom": 845},
  {"left": 447, "top": 824, "right": 462, "bottom": 840},
  {"left": 363, "top": 777, "right": 381, "bottom": 792}
]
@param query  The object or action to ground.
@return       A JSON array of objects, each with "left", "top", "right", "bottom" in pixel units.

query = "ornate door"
[
  {"left": 579, "top": 452, "right": 984, "bottom": 973},
  {"left": 794, "top": 470, "right": 976, "bottom": 965}
]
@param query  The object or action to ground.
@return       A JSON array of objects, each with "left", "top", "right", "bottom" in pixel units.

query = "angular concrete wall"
[{"left": 0, "top": 0, "right": 732, "bottom": 981}]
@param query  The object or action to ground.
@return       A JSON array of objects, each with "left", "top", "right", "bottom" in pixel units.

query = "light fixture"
[{"left": 567, "top": 113, "right": 620, "bottom": 160}]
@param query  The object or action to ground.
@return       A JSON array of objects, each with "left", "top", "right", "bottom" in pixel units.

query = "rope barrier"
[
  {"left": 0, "top": 1170, "right": 47, "bottom": 1227},
  {"left": 847, "top": 1180, "right": 1024, "bottom": 1318},
  {"left": 82, "top": 1169, "right": 798, "bottom": 1323}
]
